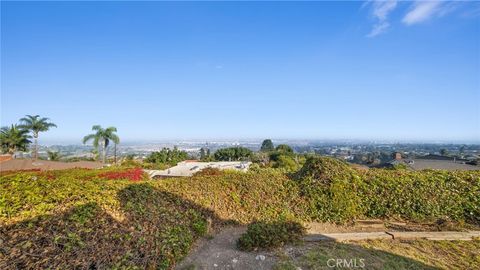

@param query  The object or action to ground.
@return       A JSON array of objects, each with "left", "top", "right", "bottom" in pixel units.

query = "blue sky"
[{"left": 1, "top": 1, "right": 479, "bottom": 143}]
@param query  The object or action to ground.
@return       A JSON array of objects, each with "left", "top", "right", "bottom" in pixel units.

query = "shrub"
[
  {"left": 294, "top": 156, "right": 357, "bottom": 185},
  {"left": 237, "top": 221, "right": 305, "bottom": 251},
  {"left": 214, "top": 147, "right": 253, "bottom": 161},
  {"left": 275, "top": 144, "right": 294, "bottom": 153},
  {"left": 193, "top": 167, "right": 223, "bottom": 176},
  {"left": 272, "top": 155, "right": 299, "bottom": 171},
  {"left": 144, "top": 147, "right": 189, "bottom": 166}
]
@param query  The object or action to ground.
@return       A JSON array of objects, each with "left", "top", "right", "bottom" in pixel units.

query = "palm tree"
[
  {"left": 82, "top": 125, "right": 119, "bottom": 164},
  {"left": 19, "top": 115, "right": 57, "bottom": 159},
  {"left": 0, "top": 125, "right": 32, "bottom": 156}
]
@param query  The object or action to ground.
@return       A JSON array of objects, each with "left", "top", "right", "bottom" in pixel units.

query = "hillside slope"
[{"left": 1, "top": 158, "right": 479, "bottom": 268}]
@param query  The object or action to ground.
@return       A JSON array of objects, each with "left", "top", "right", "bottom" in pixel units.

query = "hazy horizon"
[
  {"left": 2, "top": 1, "right": 479, "bottom": 142},
  {"left": 39, "top": 137, "right": 480, "bottom": 147}
]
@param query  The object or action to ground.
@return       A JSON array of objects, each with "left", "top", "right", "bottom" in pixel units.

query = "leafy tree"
[
  {"left": 0, "top": 125, "right": 32, "bottom": 155},
  {"left": 47, "top": 150, "right": 61, "bottom": 161},
  {"left": 145, "top": 147, "right": 189, "bottom": 166},
  {"left": 82, "top": 125, "right": 120, "bottom": 164},
  {"left": 260, "top": 139, "right": 274, "bottom": 152},
  {"left": 19, "top": 115, "right": 57, "bottom": 159},
  {"left": 272, "top": 155, "right": 299, "bottom": 171},
  {"left": 252, "top": 151, "right": 270, "bottom": 164},
  {"left": 199, "top": 148, "right": 214, "bottom": 162},
  {"left": 269, "top": 144, "right": 295, "bottom": 162},
  {"left": 440, "top": 149, "right": 449, "bottom": 156},
  {"left": 214, "top": 147, "right": 253, "bottom": 161},
  {"left": 275, "top": 144, "right": 293, "bottom": 153},
  {"left": 200, "top": 147, "right": 212, "bottom": 160}
]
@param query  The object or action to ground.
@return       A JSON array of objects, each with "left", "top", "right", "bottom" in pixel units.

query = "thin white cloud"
[
  {"left": 368, "top": 21, "right": 391, "bottom": 38},
  {"left": 402, "top": 1, "right": 443, "bottom": 25},
  {"left": 365, "top": 1, "right": 478, "bottom": 37},
  {"left": 367, "top": 1, "right": 398, "bottom": 37}
]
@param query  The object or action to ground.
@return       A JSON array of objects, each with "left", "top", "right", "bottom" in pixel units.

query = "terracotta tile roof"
[{"left": 0, "top": 155, "right": 12, "bottom": 163}]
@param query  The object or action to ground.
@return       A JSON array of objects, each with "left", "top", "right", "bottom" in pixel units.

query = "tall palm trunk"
[
  {"left": 102, "top": 141, "right": 107, "bottom": 164},
  {"left": 34, "top": 132, "right": 38, "bottom": 160}
]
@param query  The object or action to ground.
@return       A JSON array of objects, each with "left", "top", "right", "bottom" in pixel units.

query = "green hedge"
[{"left": 295, "top": 157, "right": 480, "bottom": 224}]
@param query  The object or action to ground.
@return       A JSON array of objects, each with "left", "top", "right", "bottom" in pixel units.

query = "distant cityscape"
[{"left": 24, "top": 140, "right": 480, "bottom": 167}]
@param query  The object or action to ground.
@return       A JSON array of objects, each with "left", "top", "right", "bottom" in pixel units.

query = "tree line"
[
  {"left": 0, "top": 114, "right": 119, "bottom": 164},
  {"left": 1, "top": 117, "right": 300, "bottom": 170}
]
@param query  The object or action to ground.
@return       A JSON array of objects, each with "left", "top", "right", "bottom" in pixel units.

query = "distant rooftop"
[{"left": 409, "top": 159, "right": 478, "bottom": 171}]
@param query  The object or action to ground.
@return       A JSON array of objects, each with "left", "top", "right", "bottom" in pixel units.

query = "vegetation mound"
[
  {"left": 293, "top": 157, "right": 363, "bottom": 222},
  {"left": 237, "top": 221, "right": 305, "bottom": 251},
  {"left": 294, "top": 156, "right": 358, "bottom": 184}
]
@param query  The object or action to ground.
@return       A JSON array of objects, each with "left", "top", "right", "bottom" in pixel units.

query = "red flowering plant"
[{"left": 98, "top": 168, "right": 146, "bottom": 181}]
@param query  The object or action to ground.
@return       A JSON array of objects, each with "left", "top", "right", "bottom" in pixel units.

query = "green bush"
[
  {"left": 272, "top": 155, "right": 299, "bottom": 171},
  {"left": 144, "top": 147, "right": 189, "bottom": 167},
  {"left": 237, "top": 221, "right": 305, "bottom": 251},
  {"left": 214, "top": 147, "right": 253, "bottom": 161}
]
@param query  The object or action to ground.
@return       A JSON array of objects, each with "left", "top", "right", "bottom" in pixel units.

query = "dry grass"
[{"left": 275, "top": 239, "right": 480, "bottom": 270}]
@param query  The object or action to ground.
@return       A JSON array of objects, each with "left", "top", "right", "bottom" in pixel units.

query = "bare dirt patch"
[{"left": 176, "top": 226, "right": 277, "bottom": 270}]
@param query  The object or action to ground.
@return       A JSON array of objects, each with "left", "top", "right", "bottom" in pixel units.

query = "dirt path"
[
  {"left": 176, "top": 221, "right": 480, "bottom": 270},
  {"left": 176, "top": 226, "right": 277, "bottom": 270}
]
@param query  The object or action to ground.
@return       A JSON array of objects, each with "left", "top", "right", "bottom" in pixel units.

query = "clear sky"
[{"left": 1, "top": 1, "right": 479, "bottom": 143}]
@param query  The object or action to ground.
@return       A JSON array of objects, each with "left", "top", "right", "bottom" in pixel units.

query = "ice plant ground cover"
[
  {"left": 98, "top": 168, "right": 145, "bottom": 181},
  {"left": 0, "top": 157, "right": 479, "bottom": 269}
]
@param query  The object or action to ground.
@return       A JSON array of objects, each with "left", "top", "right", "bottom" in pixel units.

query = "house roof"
[
  {"left": 417, "top": 154, "right": 468, "bottom": 162},
  {"left": 146, "top": 161, "right": 251, "bottom": 178},
  {"left": 0, "top": 155, "right": 12, "bottom": 163},
  {"left": 409, "top": 159, "right": 479, "bottom": 171}
]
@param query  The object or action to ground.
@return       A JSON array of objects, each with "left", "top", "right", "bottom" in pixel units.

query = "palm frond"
[
  {"left": 106, "top": 126, "right": 117, "bottom": 133},
  {"left": 110, "top": 134, "right": 120, "bottom": 144},
  {"left": 82, "top": 134, "right": 96, "bottom": 144},
  {"left": 93, "top": 136, "right": 100, "bottom": 148}
]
